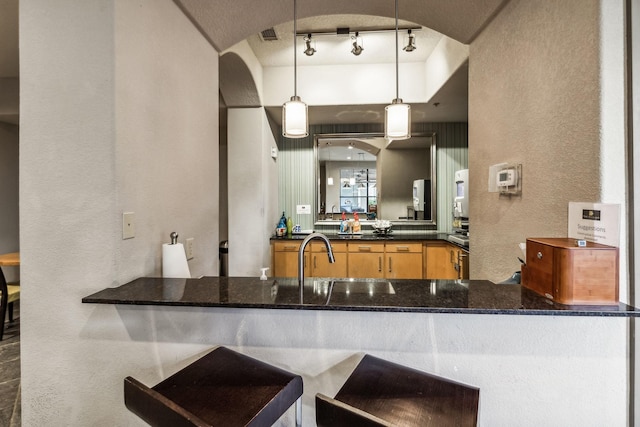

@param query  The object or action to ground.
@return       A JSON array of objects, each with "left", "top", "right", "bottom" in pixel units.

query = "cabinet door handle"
[
  {"left": 537, "top": 252, "right": 543, "bottom": 259},
  {"left": 358, "top": 246, "right": 372, "bottom": 252},
  {"left": 284, "top": 245, "right": 298, "bottom": 251},
  {"left": 378, "top": 256, "right": 382, "bottom": 272},
  {"left": 389, "top": 257, "right": 392, "bottom": 273},
  {"left": 450, "top": 250, "right": 455, "bottom": 263},
  {"left": 314, "top": 256, "right": 317, "bottom": 269},
  {"left": 396, "top": 246, "right": 410, "bottom": 252}
]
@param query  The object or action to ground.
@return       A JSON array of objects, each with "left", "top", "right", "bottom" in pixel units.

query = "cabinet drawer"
[
  {"left": 385, "top": 242, "right": 422, "bottom": 253},
  {"left": 312, "top": 241, "right": 347, "bottom": 253},
  {"left": 273, "top": 241, "right": 302, "bottom": 252},
  {"left": 348, "top": 243, "right": 384, "bottom": 253}
]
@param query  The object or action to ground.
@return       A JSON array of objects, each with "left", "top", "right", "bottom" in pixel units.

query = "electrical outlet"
[
  {"left": 186, "top": 238, "right": 194, "bottom": 260},
  {"left": 122, "top": 212, "right": 135, "bottom": 240}
]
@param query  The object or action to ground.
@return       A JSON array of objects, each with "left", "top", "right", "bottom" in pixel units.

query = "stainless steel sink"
[{"left": 313, "top": 280, "right": 395, "bottom": 304}]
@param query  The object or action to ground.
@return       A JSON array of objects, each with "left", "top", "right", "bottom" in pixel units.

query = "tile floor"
[{"left": 0, "top": 306, "right": 20, "bottom": 427}]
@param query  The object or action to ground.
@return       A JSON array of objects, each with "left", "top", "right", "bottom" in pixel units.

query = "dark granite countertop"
[
  {"left": 272, "top": 232, "right": 448, "bottom": 241},
  {"left": 82, "top": 276, "right": 640, "bottom": 317}
]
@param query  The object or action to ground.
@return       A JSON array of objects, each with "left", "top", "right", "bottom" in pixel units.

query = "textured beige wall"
[
  {"left": 20, "top": 0, "right": 219, "bottom": 424},
  {"left": 469, "top": 0, "right": 603, "bottom": 282},
  {"left": 114, "top": 0, "right": 219, "bottom": 279}
]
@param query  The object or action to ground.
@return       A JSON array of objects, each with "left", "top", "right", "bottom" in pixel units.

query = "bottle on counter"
[
  {"left": 340, "top": 211, "right": 348, "bottom": 233},
  {"left": 353, "top": 212, "right": 361, "bottom": 233},
  {"left": 286, "top": 217, "right": 293, "bottom": 235},
  {"left": 276, "top": 212, "right": 287, "bottom": 237}
]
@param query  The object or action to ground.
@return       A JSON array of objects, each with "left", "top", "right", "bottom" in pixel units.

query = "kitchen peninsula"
[
  {"left": 82, "top": 274, "right": 638, "bottom": 426},
  {"left": 82, "top": 276, "right": 640, "bottom": 317}
]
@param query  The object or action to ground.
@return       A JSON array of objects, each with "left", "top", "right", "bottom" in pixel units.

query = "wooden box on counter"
[{"left": 521, "top": 237, "right": 619, "bottom": 305}]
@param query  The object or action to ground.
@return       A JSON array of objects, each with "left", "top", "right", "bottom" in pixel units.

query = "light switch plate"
[
  {"left": 122, "top": 212, "right": 135, "bottom": 240},
  {"left": 185, "top": 238, "right": 194, "bottom": 260}
]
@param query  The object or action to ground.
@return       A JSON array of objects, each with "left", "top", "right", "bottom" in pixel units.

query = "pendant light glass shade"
[
  {"left": 385, "top": 0, "right": 411, "bottom": 141},
  {"left": 283, "top": 96, "right": 308, "bottom": 138},
  {"left": 282, "top": 0, "right": 308, "bottom": 138},
  {"left": 385, "top": 99, "right": 411, "bottom": 140}
]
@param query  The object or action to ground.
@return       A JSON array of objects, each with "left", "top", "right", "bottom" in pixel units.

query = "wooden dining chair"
[{"left": 0, "top": 267, "right": 19, "bottom": 341}]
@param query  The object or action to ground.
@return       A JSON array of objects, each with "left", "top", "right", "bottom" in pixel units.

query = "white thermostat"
[{"left": 497, "top": 169, "right": 517, "bottom": 187}]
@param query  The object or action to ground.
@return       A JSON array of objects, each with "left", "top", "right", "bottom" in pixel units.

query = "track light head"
[
  {"left": 303, "top": 34, "right": 316, "bottom": 56},
  {"left": 403, "top": 30, "right": 416, "bottom": 52},
  {"left": 351, "top": 32, "right": 364, "bottom": 56}
]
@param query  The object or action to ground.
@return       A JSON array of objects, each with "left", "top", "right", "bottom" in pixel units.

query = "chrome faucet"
[
  {"left": 328, "top": 204, "right": 337, "bottom": 220},
  {"left": 298, "top": 233, "right": 335, "bottom": 302}
]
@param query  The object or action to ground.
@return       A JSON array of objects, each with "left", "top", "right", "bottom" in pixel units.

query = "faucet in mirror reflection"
[{"left": 298, "top": 233, "right": 335, "bottom": 303}]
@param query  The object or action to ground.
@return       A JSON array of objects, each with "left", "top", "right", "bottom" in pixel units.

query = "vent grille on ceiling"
[{"left": 260, "top": 28, "right": 278, "bottom": 41}]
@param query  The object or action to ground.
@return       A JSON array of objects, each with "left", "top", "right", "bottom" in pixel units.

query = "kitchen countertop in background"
[{"left": 271, "top": 232, "right": 469, "bottom": 250}]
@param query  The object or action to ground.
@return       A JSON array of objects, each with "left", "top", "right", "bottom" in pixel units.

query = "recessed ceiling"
[
  {"left": 175, "top": 0, "right": 509, "bottom": 125},
  {"left": 244, "top": 14, "right": 469, "bottom": 124}
]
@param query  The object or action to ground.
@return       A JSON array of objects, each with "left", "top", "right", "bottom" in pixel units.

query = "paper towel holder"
[{"left": 170, "top": 232, "right": 178, "bottom": 245}]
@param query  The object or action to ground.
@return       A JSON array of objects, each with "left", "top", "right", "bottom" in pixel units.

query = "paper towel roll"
[{"left": 162, "top": 243, "right": 191, "bottom": 278}]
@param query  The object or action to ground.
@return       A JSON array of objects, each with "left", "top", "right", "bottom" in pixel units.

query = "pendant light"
[
  {"left": 385, "top": 0, "right": 411, "bottom": 140},
  {"left": 282, "top": 0, "right": 308, "bottom": 138}
]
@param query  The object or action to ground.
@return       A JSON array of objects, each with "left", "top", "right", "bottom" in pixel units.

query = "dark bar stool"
[
  {"left": 124, "top": 346, "right": 303, "bottom": 427},
  {"left": 316, "top": 354, "right": 479, "bottom": 427}
]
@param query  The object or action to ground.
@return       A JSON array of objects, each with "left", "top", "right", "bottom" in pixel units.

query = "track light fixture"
[
  {"left": 303, "top": 34, "right": 316, "bottom": 56},
  {"left": 403, "top": 29, "right": 416, "bottom": 52},
  {"left": 351, "top": 32, "right": 364, "bottom": 56}
]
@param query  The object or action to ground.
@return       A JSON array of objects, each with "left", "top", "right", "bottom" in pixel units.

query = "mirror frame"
[{"left": 314, "top": 132, "right": 437, "bottom": 226}]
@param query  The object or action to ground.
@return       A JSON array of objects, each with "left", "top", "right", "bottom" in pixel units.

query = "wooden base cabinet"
[
  {"left": 386, "top": 242, "right": 423, "bottom": 279},
  {"left": 348, "top": 242, "right": 385, "bottom": 278},
  {"left": 272, "top": 241, "right": 347, "bottom": 278},
  {"left": 424, "top": 242, "right": 469, "bottom": 280},
  {"left": 273, "top": 239, "right": 466, "bottom": 280},
  {"left": 311, "top": 242, "right": 347, "bottom": 277},
  {"left": 272, "top": 241, "right": 307, "bottom": 278}
]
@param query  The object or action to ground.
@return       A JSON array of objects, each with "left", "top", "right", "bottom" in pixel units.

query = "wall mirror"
[{"left": 315, "top": 132, "right": 437, "bottom": 226}]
